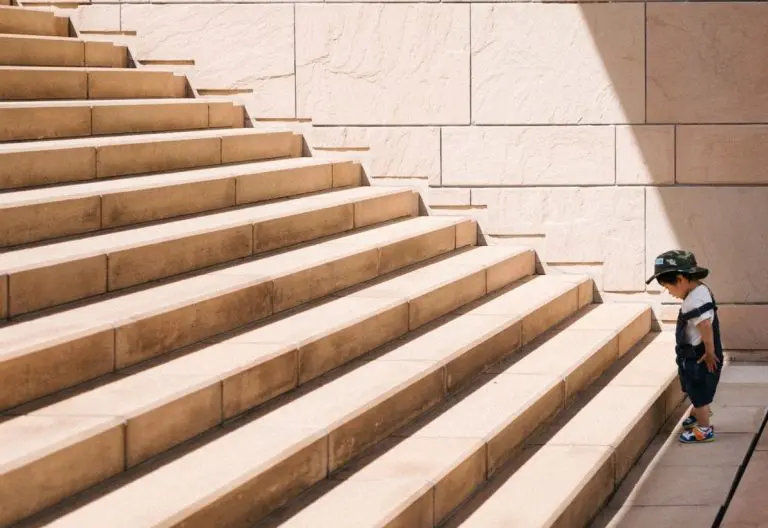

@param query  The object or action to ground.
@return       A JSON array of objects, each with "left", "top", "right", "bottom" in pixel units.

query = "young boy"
[{"left": 646, "top": 250, "right": 723, "bottom": 444}]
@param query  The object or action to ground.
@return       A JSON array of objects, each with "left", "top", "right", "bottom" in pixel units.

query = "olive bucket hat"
[{"left": 646, "top": 250, "right": 709, "bottom": 285}]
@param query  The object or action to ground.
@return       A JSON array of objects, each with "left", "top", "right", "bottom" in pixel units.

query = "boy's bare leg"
[{"left": 693, "top": 405, "right": 711, "bottom": 428}]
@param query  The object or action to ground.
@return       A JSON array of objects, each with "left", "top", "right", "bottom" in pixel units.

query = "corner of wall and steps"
[{"left": 37, "top": 0, "right": 768, "bottom": 355}]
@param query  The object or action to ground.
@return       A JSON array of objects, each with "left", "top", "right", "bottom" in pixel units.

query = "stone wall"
[{"left": 68, "top": 1, "right": 768, "bottom": 353}]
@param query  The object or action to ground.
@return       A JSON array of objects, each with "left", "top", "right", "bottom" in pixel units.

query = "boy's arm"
[{"left": 696, "top": 319, "right": 719, "bottom": 372}]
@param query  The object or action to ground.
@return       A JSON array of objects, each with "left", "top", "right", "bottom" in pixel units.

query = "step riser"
[
  {"left": 0, "top": 249, "right": 532, "bottom": 528},
  {"left": 0, "top": 8, "right": 69, "bottom": 36},
  {"left": 0, "top": 221, "right": 476, "bottom": 412},
  {"left": 0, "top": 131, "right": 300, "bottom": 190},
  {"left": 0, "top": 162, "right": 355, "bottom": 248},
  {"left": 0, "top": 69, "right": 187, "bottom": 100},
  {"left": 0, "top": 37, "right": 127, "bottom": 68},
  {"left": 2, "top": 190, "right": 413, "bottom": 318},
  {"left": 0, "top": 101, "right": 242, "bottom": 142}
]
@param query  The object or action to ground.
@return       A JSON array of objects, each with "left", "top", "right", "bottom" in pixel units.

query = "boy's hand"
[{"left": 698, "top": 350, "right": 719, "bottom": 373}]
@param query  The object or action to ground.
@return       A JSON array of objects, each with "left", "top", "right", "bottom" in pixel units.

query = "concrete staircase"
[{"left": 0, "top": 5, "right": 693, "bottom": 528}]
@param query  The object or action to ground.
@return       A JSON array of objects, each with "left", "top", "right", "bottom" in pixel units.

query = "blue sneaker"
[{"left": 679, "top": 425, "right": 715, "bottom": 443}]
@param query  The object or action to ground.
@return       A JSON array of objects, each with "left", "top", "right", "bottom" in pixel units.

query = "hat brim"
[{"left": 645, "top": 266, "right": 709, "bottom": 285}]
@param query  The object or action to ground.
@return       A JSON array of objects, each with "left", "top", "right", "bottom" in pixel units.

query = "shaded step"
[
  {"left": 0, "top": 186, "right": 415, "bottom": 316},
  {"left": 0, "top": 244, "right": 533, "bottom": 526},
  {"left": 594, "top": 365, "right": 768, "bottom": 528},
  {"left": 445, "top": 332, "right": 680, "bottom": 528},
  {"left": 0, "top": 34, "right": 126, "bottom": 67},
  {"left": 30, "top": 249, "right": 545, "bottom": 528},
  {"left": 0, "top": 128, "right": 300, "bottom": 190},
  {"left": 0, "top": 215, "right": 481, "bottom": 411},
  {"left": 267, "top": 302, "right": 651, "bottom": 527},
  {"left": 0, "top": 5, "right": 68, "bottom": 37},
  {"left": 0, "top": 98, "right": 243, "bottom": 142},
  {"left": 0, "top": 66, "right": 187, "bottom": 100},
  {"left": 0, "top": 158, "right": 358, "bottom": 247}
]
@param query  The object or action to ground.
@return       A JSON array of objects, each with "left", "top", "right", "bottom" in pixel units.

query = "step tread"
[
  {"left": 0, "top": 127, "right": 290, "bottom": 154},
  {"left": 34, "top": 261, "right": 573, "bottom": 528},
  {"left": 0, "top": 65, "right": 175, "bottom": 72},
  {"left": 0, "top": 216, "right": 475, "bottom": 359},
  {"left": 0, "top": 98, "right": 234, "bottom": 109},
  {"left": 0, "top": 31, "right": 89, "bottom": 42},
  {"left": 449, "top": 332, "right": 675, "bottom": 528},
  {"left": 0, "top": 186, "right": 405, "bottom": 273},
  {"left": 0, "top": 157, "right": 341, "bottom": 208},
  {"left": 268, "top": 303, "right": 649, "bottom": 526}
]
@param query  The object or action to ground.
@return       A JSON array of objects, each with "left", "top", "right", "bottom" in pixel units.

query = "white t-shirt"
[{"left": 681, "top": 284, "right": 715, "bottom": 346}]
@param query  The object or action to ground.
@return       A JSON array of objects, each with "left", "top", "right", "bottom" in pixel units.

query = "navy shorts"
[{"left": 677, "top": 356, "right": 721, "bottom": 408}]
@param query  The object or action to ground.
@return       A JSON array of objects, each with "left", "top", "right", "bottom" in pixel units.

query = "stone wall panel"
[
  {"left": 296, "top": 4, "right": 470, "bottom": 125},
  {"left": 442, "top": 126, "right": 614, "bottom": 186},
  {"left": 471, "top": 4, "right": 644, "bottom": 125},
  {"left": 677, "top": 126, "right": 768, "bottom": 185},
  {"left": 616, "top": 125, "right": 675, "bottom": 185},
  {"left": 647, "top": 3, "right": 768, "bottom": 123}
]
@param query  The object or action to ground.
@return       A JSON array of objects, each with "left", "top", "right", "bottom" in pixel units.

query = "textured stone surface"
[
  {"left": 616, "top": 125, "right": 674, "bottom": 185},
  {"left": 472, "top": 187, "right": 644, "bottom": 291},
  {"left": 121, "top": 5, "right": 294, "bottom": 118},
  {"left": 718, "top": 306, "right": 768, "bottom": 351},
  {"left": 647, "top": 3, "right": 768, "bottom": 123},
  {"left": 721, "top": 451, "right": 768, "bottom": 527},
  {"left": 646, "top": 187, "right": 768, "bottom": 303},
  {"left": 677, "top": 125, "right": 768, "bottom": 185},
  {"left": 426, "top": 188, "right": 470, "bottom": 208},
  {"left": 296, "top": 4, "right": 470, "bottom": 125},
  {"left": 471, "top": 4, "right": 644, "bottom": 124},
  {"left": 308, "top": 127, "right": 440, "bottom": 180},
  {"left": 442, "top": 126, "right": 614, "bottom": 186},
  {"left": 55, "top": 5, "right": 120, "bottom": 31}
]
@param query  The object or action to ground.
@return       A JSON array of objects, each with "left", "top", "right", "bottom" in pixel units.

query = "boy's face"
[{"left": 659, "top": 276, "right": 689, "bottom": 299}]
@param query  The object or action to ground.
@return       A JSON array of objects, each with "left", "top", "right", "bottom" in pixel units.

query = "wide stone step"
[
  {"left": 0, "top": 244, "right": 534, "bottom": 527},
  {"left": 0, "top": 66, "right": 187, "bottom": 100},
  {"left": 0, "top": 98, "right": 243, "bottom": 142},
  {"left": 445, "top": 332, "right": 679, "bottom": 528},
  {"left": 29, "top": 263, "right": 587, "bottom": 528},
  {"left": 0, "top": 33, "right": 126, "bottom": 68},
  {"left": 0, "top": 5, "right": 68, "bottom": 37},
  {"left": 265, "top": 302, "right": 651, "bottom": 527},
  {"left": 0, "top": 128, "right": 300, "bottom": 190},
  {"left": 0, "top": 215, "right": 483, "bottom": 412},
  {"left": 0, "top": 158, "right": 358, "bottom": 247},
  {"left": 0, "top": 185, "right": 415, "bottom": 317}
]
